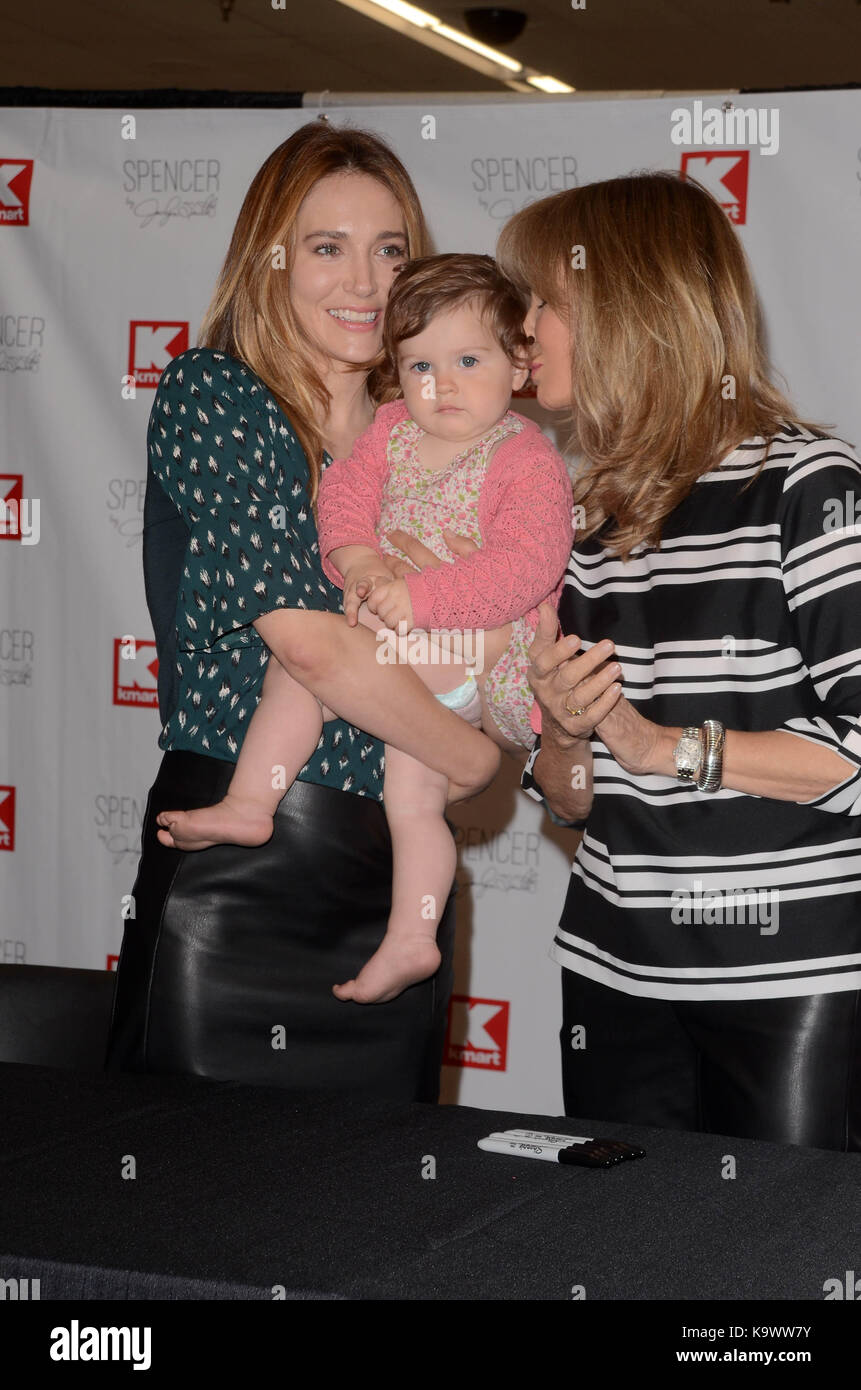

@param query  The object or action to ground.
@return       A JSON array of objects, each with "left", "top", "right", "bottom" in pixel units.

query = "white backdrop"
[{"left": 1, "top": 90, "right": 859, "bottom": 1114}]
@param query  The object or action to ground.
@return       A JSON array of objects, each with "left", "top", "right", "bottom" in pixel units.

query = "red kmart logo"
[
  {"left": 680, "top": 151, "right": 749, "bottom": 224},
  {"left": 444, "top": 995, "right": 509, "bottom": 1070},
  {"left": 0, "top": 160, "right": 34, "bottom": 226},
  {"left": 0, "top": 786, "right": 15, "bottom": 850},
  {"left": 128, "top": 321, "right": 189, "bottom": 388},
  {"left": 113, "top": 637, "right": 159, "bottom": 707}
]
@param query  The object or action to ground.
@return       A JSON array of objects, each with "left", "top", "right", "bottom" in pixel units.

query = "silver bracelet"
[{"left": 695, "top": 719, "right": 725, "bottom": 793}]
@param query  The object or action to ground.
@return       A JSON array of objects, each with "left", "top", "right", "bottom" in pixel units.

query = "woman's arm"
[
  {"left": 148, "top": 348, "right": 328, "bottom": 658},
  {"left": 597, "top": 704, "right": 857, "bottom": 802},
  {"left": 528, "top": 680, "right": 856, "bottom": 817},
  {"left": 523, "top": 607, "right": 622, "bottom": 821},
  {"left": 252, "top": 607, "right": 501, "bottom": 801},
  {"left": 597, "top": 439, "right": 861, "bottom": 811},
  {"left": 529, "top": 728, "right": 595, "bottom": 823}
]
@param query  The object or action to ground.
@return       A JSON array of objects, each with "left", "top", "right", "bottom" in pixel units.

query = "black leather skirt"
[{"left": 105, "top": 750, "right": 456, "bottom": 1102}]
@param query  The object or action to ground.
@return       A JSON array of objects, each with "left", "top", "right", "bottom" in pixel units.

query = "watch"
[{"left": 673, "top": 726, "right": 703, "bottom": 781}]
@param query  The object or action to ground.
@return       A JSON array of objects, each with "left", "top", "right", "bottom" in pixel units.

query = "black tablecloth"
[{"left": 1, "top": 1063, "right": 859, "bottom": 1300}]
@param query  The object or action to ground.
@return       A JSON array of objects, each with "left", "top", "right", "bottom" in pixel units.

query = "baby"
[{"left": 156, "top": 254, "right": 574, "bottom": 1004}]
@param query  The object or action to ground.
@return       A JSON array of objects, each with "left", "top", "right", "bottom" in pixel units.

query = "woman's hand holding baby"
[{"left": 386, "top": 527, "right": 475, "bottom": 568}]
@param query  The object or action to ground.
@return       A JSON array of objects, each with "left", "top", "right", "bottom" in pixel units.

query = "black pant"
[
  {"left": 561, "top": 970, "right": 861, "bottom": 1151},
  {"left": 105, "top": 750, "right": 456, "bottom": 1103}
]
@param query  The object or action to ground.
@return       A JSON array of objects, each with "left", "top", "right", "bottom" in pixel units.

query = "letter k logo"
[{"left": 0, "top": 160, "right": 34, "bottom": 224}]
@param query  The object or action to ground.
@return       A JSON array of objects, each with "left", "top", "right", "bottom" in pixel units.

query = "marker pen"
[
  {"left": 478, "top": 1136, "right": 580, "bottom": 1162},
  {"left": 500, "top": 1128, "right": 594, "bottom": 1145},
  {"left": 502, "top": 1129, "right": 646, "bottom": 1159},
  {"left": 478, "top": 1133, "right": 646, "bottom": 1166}
]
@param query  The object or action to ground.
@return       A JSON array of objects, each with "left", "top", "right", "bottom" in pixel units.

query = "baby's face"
[{"left": 397, "top": 301, "right": 529, "bottom": 448}]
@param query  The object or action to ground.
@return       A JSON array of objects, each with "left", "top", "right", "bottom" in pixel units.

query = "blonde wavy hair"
[
  {"left": 199, "top": 118, "right": 431, "bottom": 507},
  {"left": 496, "top": 171, "right": 825, "bottom": 558}
]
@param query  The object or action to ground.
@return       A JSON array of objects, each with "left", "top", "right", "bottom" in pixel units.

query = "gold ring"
[{"left": 565, "top": 692, "right": 587, "bottom": 717}]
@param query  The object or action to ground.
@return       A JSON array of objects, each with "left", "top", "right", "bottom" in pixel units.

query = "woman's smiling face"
[
  {"left": 523, "top": 293, "right": 572, "bottom": 410},
  {"left": 290, "top": 171, "right": 409, "bottom": 370}
]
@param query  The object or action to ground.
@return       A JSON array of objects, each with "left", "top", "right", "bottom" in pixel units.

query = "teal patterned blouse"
[{"left": 147, "top": 347, "right": 385, "bottom": 800}]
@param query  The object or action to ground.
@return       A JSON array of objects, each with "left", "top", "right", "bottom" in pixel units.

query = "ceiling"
[{"left": 0, "top": 0, "right": 858, "bottom": 95}]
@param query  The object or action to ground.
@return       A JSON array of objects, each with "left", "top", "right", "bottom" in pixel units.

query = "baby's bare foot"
[
  {"left": 156, "top": 798, "right": 275, "bottom": 851},
  {"left": 333, "top": 934, "right": 441, "bottom": 1004}
]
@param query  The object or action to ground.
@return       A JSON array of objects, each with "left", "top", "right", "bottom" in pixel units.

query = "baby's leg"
[
  {"left": 471, "top": 622, "right": 531, "bottom": 757},
  {"left": 156, "top": 657, "right": 326, "bottom": 851},
  {"left": 333, "top": 606, "right": 485, "bottom": 1004},
  {"left": 256, "top": 606, "right": 499, "bottom": 799},
  {"left": 332, "top": 748, "right": 453, "bottom": 1004}
]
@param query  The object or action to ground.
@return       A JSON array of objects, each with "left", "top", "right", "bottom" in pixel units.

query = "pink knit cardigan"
[{"left": 317, "top": 400, "right": 574, "bottom": 636}]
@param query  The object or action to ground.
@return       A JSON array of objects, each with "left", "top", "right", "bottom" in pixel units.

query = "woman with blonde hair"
[
  {"left": 498, "top": 171, "right": 861, "bottom": 1148},
  {"left": 105, "top": 119, "right": 500, "bottom": 1097}
]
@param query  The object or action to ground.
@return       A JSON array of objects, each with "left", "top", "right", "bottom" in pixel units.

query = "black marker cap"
[
  {"left": 558, "top": 1146, "right": 615, "bottom": 1168},
  {"left": 598, "top": 1140, "right": 646, "bottom": 1159}
]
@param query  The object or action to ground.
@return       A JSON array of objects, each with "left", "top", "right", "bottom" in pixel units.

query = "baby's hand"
[
  {"left": 364, "top": 577, "right": 415, "bottom": 631},
  {"left": 343, "top": 562, "right": 395, "bottom": 626}
]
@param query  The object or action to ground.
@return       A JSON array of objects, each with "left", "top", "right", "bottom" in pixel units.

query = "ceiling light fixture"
[
  {"left": 332, "top": 0, "right": 575, "bottom": 92},
  {"left": 526, "top": 76, "right": 574, "bottom": 93}
]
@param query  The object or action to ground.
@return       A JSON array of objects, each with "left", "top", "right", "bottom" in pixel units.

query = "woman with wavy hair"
[
  {"left": 497, "top": 171, "right": 861, "bottom": 1148},
  {"left": 105, "top": 119, "right": 500, "bottom": 1098}
]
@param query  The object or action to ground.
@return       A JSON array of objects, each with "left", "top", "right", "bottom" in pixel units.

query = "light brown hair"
[
  {"left": 199, "top": 118, "right": 431, "bottom": 505},
  {"left": 496, "top": 171, "right": 825, "bottom": 558},
  {"left": 376, "top": 253, "right": 531, "bottom": 392}
]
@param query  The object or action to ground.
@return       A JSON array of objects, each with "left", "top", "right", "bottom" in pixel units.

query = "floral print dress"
[{"left": 376, "top": 411, "right": 538, "bottom": 749}]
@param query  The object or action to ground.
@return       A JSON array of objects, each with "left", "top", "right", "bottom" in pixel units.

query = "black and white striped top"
[{"left": 522, "top": 425, "right": 861, "bottom": 1000}]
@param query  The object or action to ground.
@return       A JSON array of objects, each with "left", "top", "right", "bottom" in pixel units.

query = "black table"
[{"left": 1, "top": 1062, "right": 859, "bottom": 1301}]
